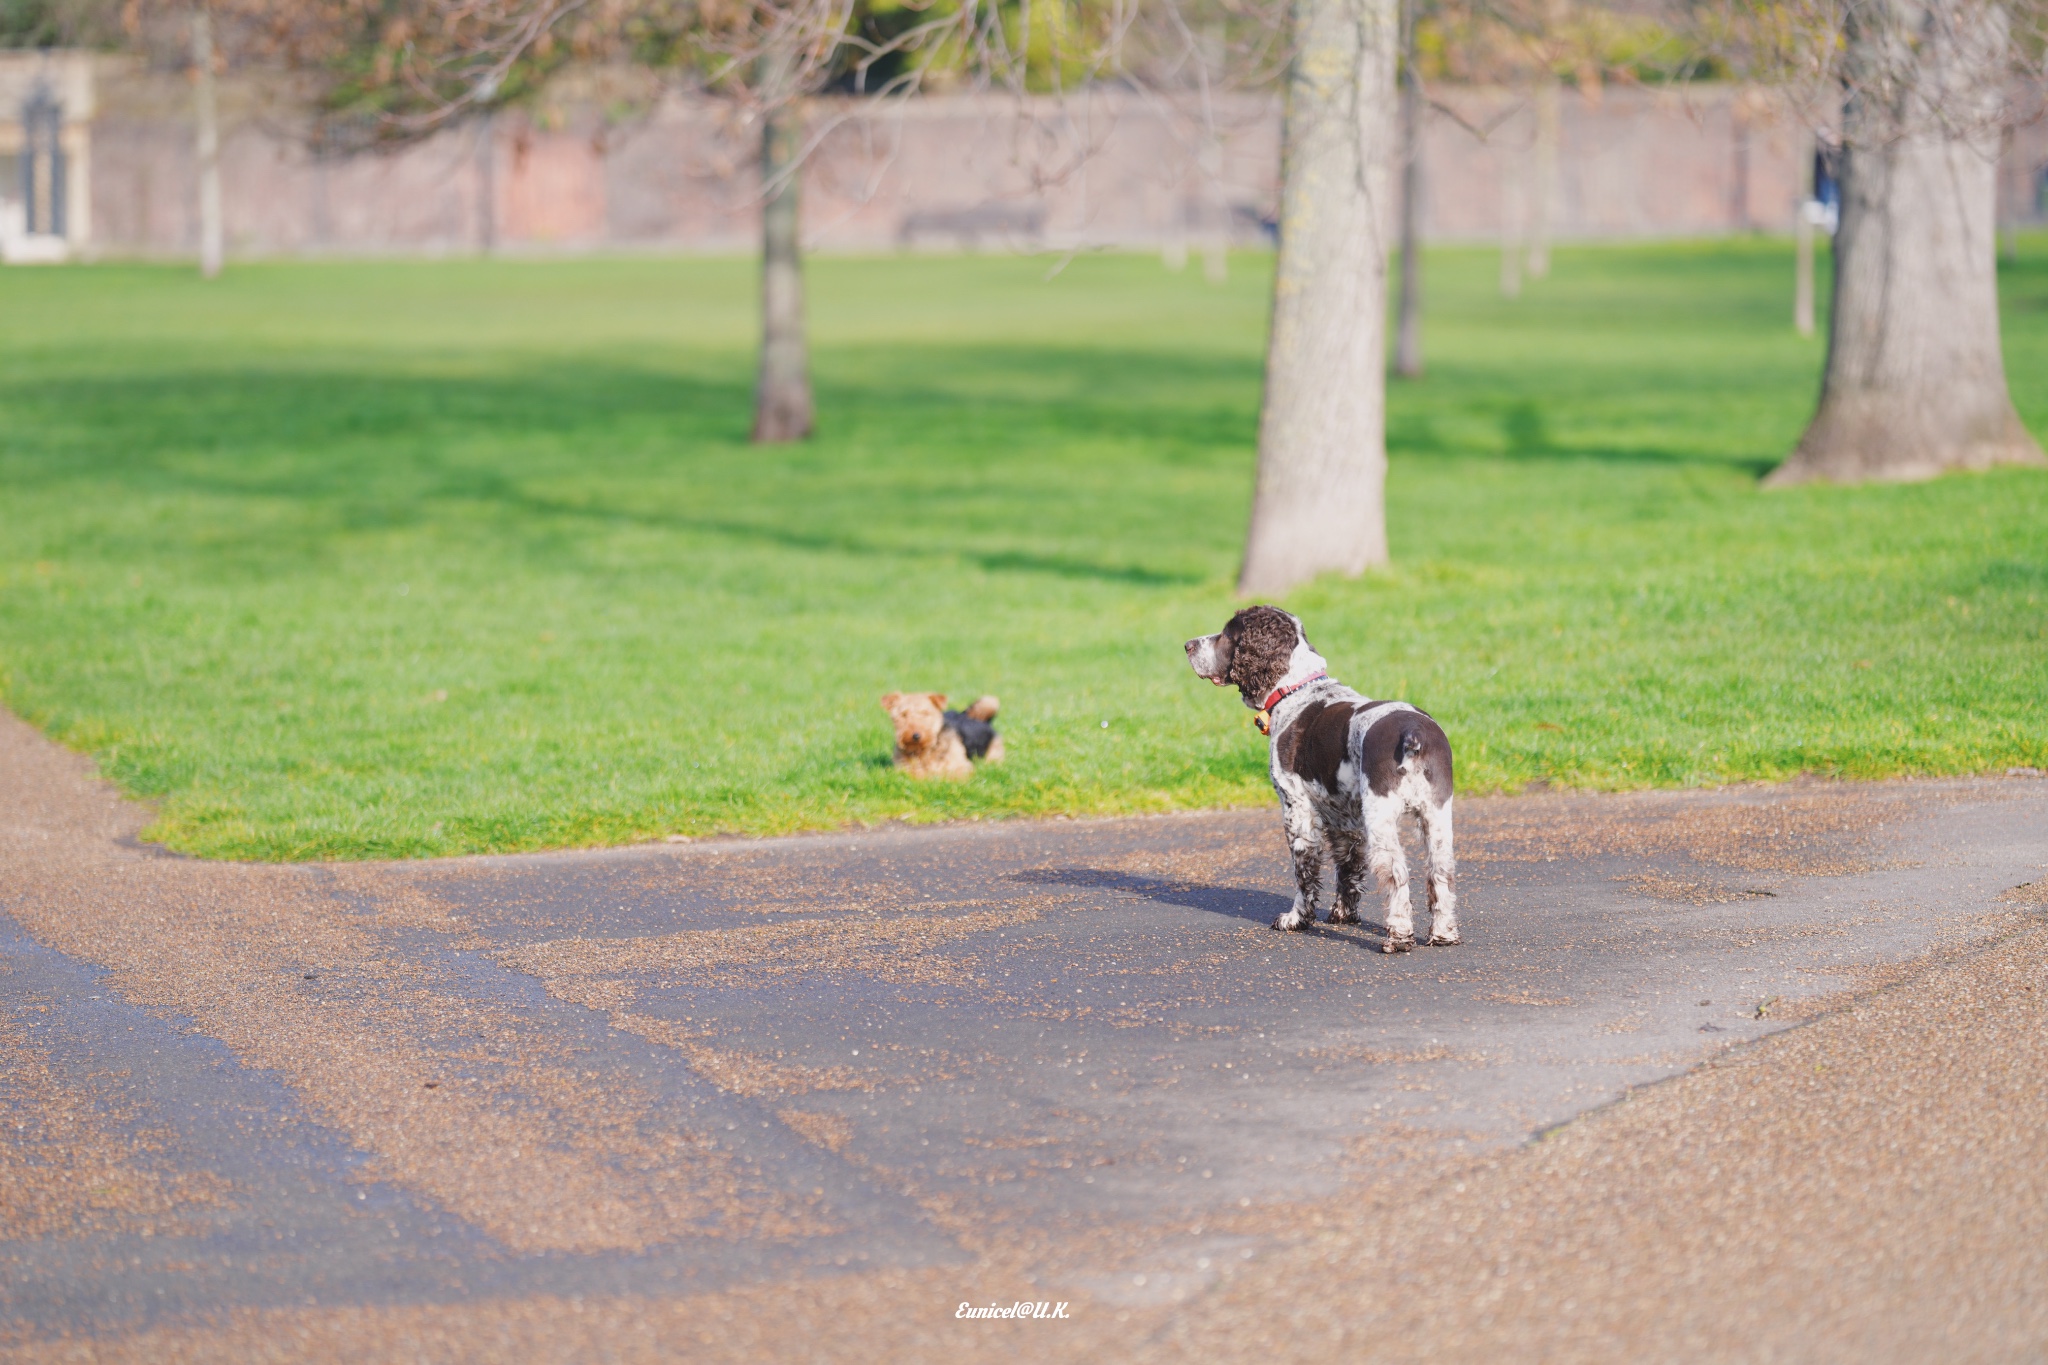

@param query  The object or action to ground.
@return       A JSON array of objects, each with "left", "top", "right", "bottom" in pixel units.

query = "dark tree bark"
[
  {"left": 751, "top": 98, "right": 814, "bottom": 444},
  {"left": 1237, "top": 0, "right": 1399, "bottom": 595},
  {"left": 1768, "top": 0, "right": 2043, "bottom": 484},
  {"left": 1393, "top": 2, "right": 1425, "bottom": 380}
]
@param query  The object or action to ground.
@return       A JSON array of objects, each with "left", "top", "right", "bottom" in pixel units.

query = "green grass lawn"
[{"left": 1, "top": 240, "right": 2044, "bottom": 861}]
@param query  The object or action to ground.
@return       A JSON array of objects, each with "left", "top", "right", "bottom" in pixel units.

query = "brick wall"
[{"left": 55, "top": 61, "right": 2048, "bottom": 259}]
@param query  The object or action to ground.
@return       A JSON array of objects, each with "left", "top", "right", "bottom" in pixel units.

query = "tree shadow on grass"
[
  {"left": 502, "top": 491, "right": 1204, "bottom": 586},
  {"left": 3, "top": 341, "right": 1260, "bottom": 474},
  {"left": 1, "top": 354, "right": 1229, "bottom": 586},
  {"left": 1387, "top": 403, "right": 1781, "bottom": 479}
]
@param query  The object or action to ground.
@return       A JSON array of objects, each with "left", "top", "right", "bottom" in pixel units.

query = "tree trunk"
[
  {"left": 191, "top": 6, "right": 223, "bottom": 280},
  {"left": 1498, "top": 134, "right": 1523, "bottom": 299},
  {"left": 1794, "top": 137, "right": 1817, "bottom": 336},
  {"left": 1794, "top": 205, "right": 1816, "bottom": 336},
  {"left": 751, "top": 98, "right": 813, "bottom": 444},
  {"left": 475, "top": 109, "right": 497, "bottom": 254},
  {"left": 1768, "top": 0, "right": 2043, "bottom": 485},
  {"left": 1393, "top": 2, "right": 1425, "bottom": 380},
  {"left": 1527, "top": 76, "right": 1558, "bottom": 280},
  {"left": 1236, "top": 0, "right": 1398, "bottom": 595}
]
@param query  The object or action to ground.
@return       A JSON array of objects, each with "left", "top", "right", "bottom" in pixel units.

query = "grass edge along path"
[{"left": 0, "top": 239, "right": 2044, "bottom": 860}]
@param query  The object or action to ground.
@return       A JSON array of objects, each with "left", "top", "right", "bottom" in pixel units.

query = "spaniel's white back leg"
[
  {"left": 1420, "top": 797, "right": 1459, "bottom": 946},
  {"left": 1365, "top": 793, "right": 1415, "bottom": 952}
]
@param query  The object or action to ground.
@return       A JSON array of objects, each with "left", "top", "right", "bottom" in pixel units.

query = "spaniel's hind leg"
[
  {"left": 1365, "top": 794, "right": 1416, "bottom": 952},
  {"left": 1420, "top": 797, "right": 1460, "bottom": 946}
]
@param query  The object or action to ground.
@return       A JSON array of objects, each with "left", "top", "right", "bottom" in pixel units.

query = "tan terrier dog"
[{"left": 881, "top": 693, "right": 1004, "bottom": 780}]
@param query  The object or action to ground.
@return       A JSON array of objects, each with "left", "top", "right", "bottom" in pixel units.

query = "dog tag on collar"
[{"left": 1253, "top": 708, "right": 1273, "bottom": 736}]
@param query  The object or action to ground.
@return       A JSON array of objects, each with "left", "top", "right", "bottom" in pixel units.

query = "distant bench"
[{"left": 897, "top": 202, "right": 1048, "bottom": 248}]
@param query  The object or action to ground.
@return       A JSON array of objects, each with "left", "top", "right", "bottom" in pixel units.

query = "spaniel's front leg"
[{"left": 1273, "top": 781, "right": 1327, "bottom": 931}]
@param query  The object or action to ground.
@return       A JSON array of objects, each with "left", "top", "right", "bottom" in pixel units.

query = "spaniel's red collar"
[
  {"left": 1260, "top": 671, "right": 1326, "bottom": 712},
  {"left": 1253, "top": 671, "right": 1326, "bottom": 735}
]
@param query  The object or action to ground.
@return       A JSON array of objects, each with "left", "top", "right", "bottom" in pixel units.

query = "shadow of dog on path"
[{"left": 1009, "top": 868, "right": 1390, "bottom": 938}]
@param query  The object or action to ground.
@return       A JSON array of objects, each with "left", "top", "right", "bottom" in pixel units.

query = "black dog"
[{"left": 945, "top": 706, "right": 1000, "bottom": 759}]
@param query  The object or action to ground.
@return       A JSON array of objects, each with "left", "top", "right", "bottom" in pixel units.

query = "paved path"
[{"left": 2, "top": 708, "right": 2044, "bottom": 1360}]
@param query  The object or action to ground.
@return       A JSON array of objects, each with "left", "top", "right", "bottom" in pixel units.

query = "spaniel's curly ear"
[
  {"left": 880, "top": 692, "right": 901, "bottom": 708},
  {"left": 926, "top": 693, "right": 947, "bottom": 709}
]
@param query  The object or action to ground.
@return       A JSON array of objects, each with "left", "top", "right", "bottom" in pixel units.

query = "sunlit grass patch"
[{"left": 0, "top": 240, "right": 2043, "bottom": 859}]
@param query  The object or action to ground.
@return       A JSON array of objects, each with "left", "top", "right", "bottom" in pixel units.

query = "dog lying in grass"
[
  {"left": 881, "top": 693, "right": 1004, "bottom": 780},
  {"left": 1184, "top": 606, "right": 1458, "bottom": 952}
]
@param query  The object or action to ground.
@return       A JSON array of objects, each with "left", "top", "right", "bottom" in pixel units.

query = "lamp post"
[{"left": 21, "top": 80, "right": 66, "bottom": 239}]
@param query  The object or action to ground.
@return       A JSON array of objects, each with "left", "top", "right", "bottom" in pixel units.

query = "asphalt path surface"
[{"left": 2, "top": 707, "right": 2044, "bottom": 1360}]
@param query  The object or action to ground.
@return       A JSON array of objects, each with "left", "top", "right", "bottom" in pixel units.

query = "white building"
[{"left": 1, "top": 50, "right": 95, "bottom": 263}]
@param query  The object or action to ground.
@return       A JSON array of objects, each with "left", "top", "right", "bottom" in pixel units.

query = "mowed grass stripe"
[{"left": 0, "top": 242, "right": 2042, "bottom": 861}]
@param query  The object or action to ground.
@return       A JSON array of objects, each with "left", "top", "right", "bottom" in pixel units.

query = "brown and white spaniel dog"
[{"left": 1185, "top": 606, "right": 1458, "bottom": 952}]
